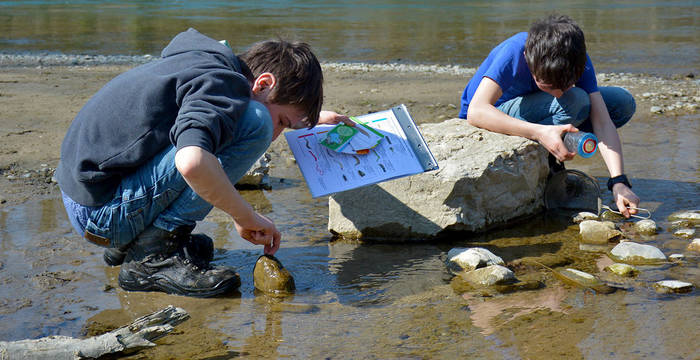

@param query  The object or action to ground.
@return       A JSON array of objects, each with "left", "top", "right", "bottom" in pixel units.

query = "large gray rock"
[{"left": 328, "top": 119, "right": 549, "bottom": 240}]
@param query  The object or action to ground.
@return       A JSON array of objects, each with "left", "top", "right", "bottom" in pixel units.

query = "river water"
[
  {"left": 1, "top": 0, "right": 699, "bottom": 75},
  {"left": 0, "top": 1, "right": 699, "bottom": 359}
]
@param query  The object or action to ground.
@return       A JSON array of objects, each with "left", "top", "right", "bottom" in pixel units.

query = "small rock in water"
[
  {"left": 634, "top": 219, "right": 658, "bottom": 235},
  {"left": 573, "top": 211, "right": 598, "bottom": 224},
  {"left": 669, "top": 254, "right": 685, "bottom": 262},
  {"left": 649, "top": 106, "right": 663, "bottom": 114},
  {"left": 654, "top": 280, "right": 694, "bottom": 294},
  {"left": 604, "top": 263, "right": 639, "bottom": 277},
  {"left": 446, "top": 247, "right": 504, "bottom": 274},
  {"left": 687, "top": 238, "right": 700, "bottom": 253},
  {"left": 609, "top": 241, "right": 667, "bottom": 264},
  {"left": 600, "top": 210, "right": 626, "bottom": 222},
  {"left": 673, "top": 228, "right": 696, "bottom": 239},
  {"left": 668, "top": 210, "right": 700, "bottom": 226},
  {"left": 554, "top": 268, "right": 615, "bottom": 294},
  {"left": 579, "top": 220, "right": 622, "bottom": 245},
  {"left": 253, "top": 255, "right": 295, "bottom": 295},
  {"left": 457, "top": 264, "right": 515, "bottom": 287}
]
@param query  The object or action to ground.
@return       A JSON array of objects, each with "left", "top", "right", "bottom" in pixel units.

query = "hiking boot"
[
  {"left": 117, "top": 226, "right": 240, "bottom": 298},
  {"left": 103, "top": 233, "right": 214, "bottom": 266}
]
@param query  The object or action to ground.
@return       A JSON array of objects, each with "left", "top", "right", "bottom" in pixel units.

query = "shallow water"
[
  {"left": 1, "top": 0, "right": 699, "bottom": 75},
  {"left": 0, "top": 110, "right": 698, "bottom": 358}
]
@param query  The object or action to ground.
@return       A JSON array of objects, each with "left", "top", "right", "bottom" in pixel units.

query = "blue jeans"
[
  {"left": 496, "top": 86, "right": 636, "bottom": 132},
  {"left": 62, "top": 100, "right": 273, "bottom": 248}
]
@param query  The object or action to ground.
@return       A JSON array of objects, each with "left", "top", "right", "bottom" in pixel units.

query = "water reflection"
[{"left": 1, "top": 0, "right": 698, "bottom": 74}]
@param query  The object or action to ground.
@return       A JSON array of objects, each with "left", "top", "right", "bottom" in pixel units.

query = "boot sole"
[{"left": 118, "top": 271, "right": 241, "bottom": 298}]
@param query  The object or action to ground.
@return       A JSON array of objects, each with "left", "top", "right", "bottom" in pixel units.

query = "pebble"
[
  {"left": 457, "top": 264, "right": 515, "bottom": 287},
  {"left": 573, "top": 211, "right": 598, "bottom": 224},
  {"left": 650, "top": 106, "right": 664, "bottom": 114},
  {"left": 654, "top": 280, "right": 694, "bottom": 294},
  {"left": 669, "top": 254, "right": 685, "bottom": 262},
  {"left": 579, "top": 220, "right": 622, "bottom": 245},
  {"left": 668, "top": 210, "right": 700, "bottom": 225},
  {"left": 446, "top": 247, "right": 504, "bottom": 274}
]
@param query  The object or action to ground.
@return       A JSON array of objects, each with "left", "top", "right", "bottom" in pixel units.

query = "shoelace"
[{"left": 601, "top": 204, "right": 651, "bottom": 219}]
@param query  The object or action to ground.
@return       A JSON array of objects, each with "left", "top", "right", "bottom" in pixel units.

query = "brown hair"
[
  {"left": 525, "top": 14, "right": 587, "bottom": 90},
  {"left": 240, "top": 39, "right": 323, "bottom": 128}
]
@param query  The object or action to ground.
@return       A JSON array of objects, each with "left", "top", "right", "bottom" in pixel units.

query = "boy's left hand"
[
  {"left": 612, "top": 183, "right": 640, "bottom": 218},
  {"left": 318, "top": 111, "right": 354, "bottom": 126}
]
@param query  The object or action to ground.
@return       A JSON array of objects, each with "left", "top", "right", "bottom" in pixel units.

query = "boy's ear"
[{"left": 251, "top": 72, "right": 277, "bottom": 97}]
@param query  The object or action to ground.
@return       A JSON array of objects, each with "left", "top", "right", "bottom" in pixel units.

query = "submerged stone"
[
  {"left": 579, "top": 220, "right": 622, "bottom": 244},
  {"left": 573, "top": 211, "right": 599, "bottom": 224},
  {"left": 669, "top": 254, "right": 685, "bottom": 262},
  {"left": 600, "top": 210, "right": 625, "bottom": 222},
  {"left": 673, "top": 228, "right": 696, "bottom": 239},
  {"left": 446, "top": 247, "right": 504, "bottom": 274},
  {"left": 634, "top": 219, "right": 658, "bottom": 235},
  {"left": 457, "top": 264, "right": 515, "bottom": 287},
  {"left": 687, "top": 238, "right": 700, "bottom": 253},
  {"left": 654, "top": 280, "right": 694, "bottom": 294},
  {"left": 553, "top": 268, "right": 615, "bottom": 294},
  {"left": 609, "top": 241, "right": 667, "bottom": 264},
  {"left": 253, "top": 255, "right": 295, "bottom": 295},
  {"left": 604, "top": 263, "right": 639, "bottom": 277},
  {"left": 668, "top": 210, "right": 700, "bottom": 226}
]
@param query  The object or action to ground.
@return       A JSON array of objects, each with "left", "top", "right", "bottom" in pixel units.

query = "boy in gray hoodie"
[{"left": 57, "top": 28, "right": 348, "bottom": 297}]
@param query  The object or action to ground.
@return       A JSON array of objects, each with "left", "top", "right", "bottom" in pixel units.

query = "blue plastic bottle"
[{"left": 563, "top": 131, "right": 598, "bottom": 158}]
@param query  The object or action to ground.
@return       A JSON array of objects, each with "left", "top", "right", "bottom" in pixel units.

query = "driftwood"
[{"left": 0, "top": 305, "right": 189, "bottom": 360}]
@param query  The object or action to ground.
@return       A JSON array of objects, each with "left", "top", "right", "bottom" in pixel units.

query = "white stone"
[
  {"left": 579, "top": 220, "right": 622, "bottom": 244},
  {"left": 573, "top": 211, "right": 598, "bottom": 224},
  {"left": 668, "top": 210, "right": 700, "bottom": 226},
  {"left": 654, "top": 280, "right": 694, "bottom": 294},
  {"left": 634, "top": 219, "right": 658, "bottom": 235},
  {"left": 446, "top": 247, "right": 504, "bottom": 273},
  {"left": 610, "top": 241, "right": 666, "bottom": 263},
  {"left": 328, "top": 119, "right": 549, "bottom": 240},
  {"left": 669, "top": 254, "right": 685, "bottom": 262},
  {"left": 457, "top": 264, "right": 515, "bottom": 287},
  {"left": 604, "top": 263, "right": 639, "bottom": 277}
]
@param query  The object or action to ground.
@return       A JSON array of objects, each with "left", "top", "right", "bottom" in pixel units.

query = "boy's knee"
[
  {"left": 603, "top": 87, "right": 636, "bottom": 128},
  {"left": 559, "top": 87, "right": 590, "bottom": 125}
]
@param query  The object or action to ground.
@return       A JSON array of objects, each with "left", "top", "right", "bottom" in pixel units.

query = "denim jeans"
[
  {"left": 496, "top": 86, "right": 636, "bottom": 132},
  {"left": 62, "top": 100, "right": 273, "bottom": 248}
]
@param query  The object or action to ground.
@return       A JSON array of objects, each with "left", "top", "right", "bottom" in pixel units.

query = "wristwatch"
[{"left": 607, "top": 174, "right": 631, "bottom": 191}]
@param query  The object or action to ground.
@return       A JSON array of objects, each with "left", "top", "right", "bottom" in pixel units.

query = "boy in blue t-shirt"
[{"left": 459, "top": 14, "right": 639, "bottom": 218}]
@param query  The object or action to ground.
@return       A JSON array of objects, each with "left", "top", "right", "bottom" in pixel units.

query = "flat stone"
[
  {"left": 457, "top": 264, "right": 516, "bottom": 287},
  {"left": 634, "top": 219, "right": 658, "bottom": 235},
  {"left": 609, "top": 241, "right": 667, "bottom": 264},
  {"left": 668, "top": 210, "right": 700, "bottom": 226},
  {"left": 328, "top": 119, "right": 549, "bottom": 240},
  {"left": 579, "top": 220, "right": 622, "bottom": 244},
  {"left": 669, "top": 254, "right": 685, "bottom": 262},
  {"left": 654, "top": 280, "right": 694, "bottom": 294},
  {"left": 446, "top": 247, "right": 504, "bottom": 274},
  {"left": 687, "top": 238, "right": 700, "bottom": 252},
  {"left": 673, "top": 228, "right": 696, "bottom": 239},
  {"left": 573, "top": 211, "right": 598, "bottom": 224}
]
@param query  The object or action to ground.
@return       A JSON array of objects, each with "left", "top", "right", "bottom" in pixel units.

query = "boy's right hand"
[
  {"left": 234, "top": 211, "right": 281, "bottom": 255},
  {"left": 538, "top": 124, "right": 577, "bottom": 162}
]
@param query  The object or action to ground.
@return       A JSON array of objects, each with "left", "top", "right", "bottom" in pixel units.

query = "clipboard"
[{"left": 284, "top": 104, "right": 438, "bottom": 197}]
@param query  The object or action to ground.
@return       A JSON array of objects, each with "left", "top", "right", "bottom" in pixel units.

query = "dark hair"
[
  {"left": 525, "top": 14, "right": 587, "bottom": 90},
  {"left": 240, "top": 39, "right": 323, "bottom": 128}
]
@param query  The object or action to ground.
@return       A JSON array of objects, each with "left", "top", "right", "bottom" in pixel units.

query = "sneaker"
[
  {"left": 103, "top": 233, "right": 214, "bottom": 266},
  {"left": 116, "top": 225, "right": 239, "bottom": 297}
]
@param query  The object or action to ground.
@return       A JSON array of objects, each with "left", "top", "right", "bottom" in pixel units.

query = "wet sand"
[{"left": 0, "top": 64, "right": 698, "bottom": 358}]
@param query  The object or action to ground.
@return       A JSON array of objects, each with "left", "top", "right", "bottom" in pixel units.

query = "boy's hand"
[
  {"left": 318, "top": 110, "right": 354, "bottom": 126},
  {"left": 538, "top": 124, "right": 577, "bottom": 162},
  {"left": 612, "top": 183, "right": 640, "bottom": 218},
  {"left": 234, "top": 211, "right": 281, "bottom": 255}
]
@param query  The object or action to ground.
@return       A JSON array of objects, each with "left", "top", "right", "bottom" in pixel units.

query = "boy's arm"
[
  {"left": 174, "top": 145, "right": 280, "bottom": 255},
  {"left": 588, "top": 92, "right": 639, "bottom": 217},
  {"left": 467, "top": 77, "right": 577, "bottom": 161}
]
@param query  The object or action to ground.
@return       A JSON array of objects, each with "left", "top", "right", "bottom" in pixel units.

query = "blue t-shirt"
[{"left": 458, "top": 32, "right": 598, "bottom": 119}]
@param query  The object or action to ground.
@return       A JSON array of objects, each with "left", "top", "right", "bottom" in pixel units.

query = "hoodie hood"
[{"left": 161, "top": 28, "right": 241, "bottom": 71}]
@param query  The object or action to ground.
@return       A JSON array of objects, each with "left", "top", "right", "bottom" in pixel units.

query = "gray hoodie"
[{"left": 57, "top": 28, "right": 253, "bottom": 206}]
